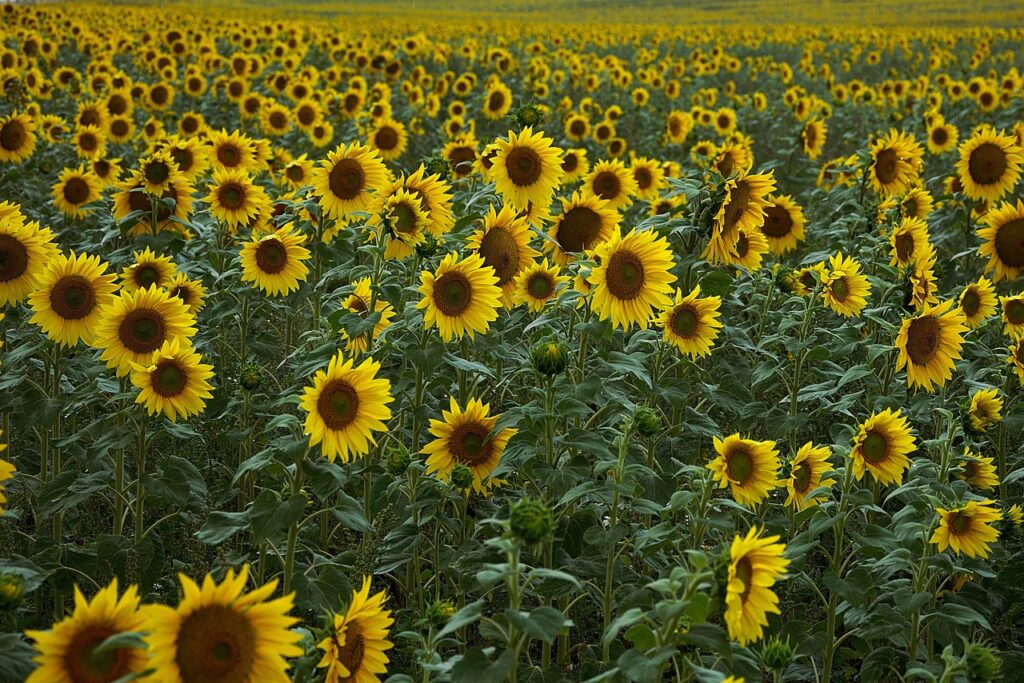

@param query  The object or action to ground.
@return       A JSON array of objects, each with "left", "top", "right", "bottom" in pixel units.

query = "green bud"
[
  {"left": 634, "top": 406, "right": 662, "bottom": 437},
  {"left": 514, "top": 104, "right": 545, "bottom": 128},
  {"left": 423, "top": 154, "right": 449, "bottom": 181},
  {"left": 0, "top": 573, "right": 24, "bottom": 610},
  {"left": 509, "top": 497, "right": 553, "bottom": 545},
  {"left": 384, "top": 444, "right": 412, "bottom": 476},
  {"left": 451, "top": 464, "right": 474, "bottom": 490},
  {"left": 239, "top": 363, "right": 263, "bottom": 391},
  {"left": 530, "top": 337, "right": 569, "bottom": 376},
  {"left": 415, "top": 233, "right": 441, "bottom": 259},
  {"left": 761, "top": 635, "right": 794, "bottom": 671},
  {"left": 964, "top": 641, "right": 1001, "bottom": 683},
  {"left": 427, "top": 599, "right": 457, "bottom": 627}
]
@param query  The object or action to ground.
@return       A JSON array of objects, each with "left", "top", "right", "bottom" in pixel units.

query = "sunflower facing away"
[
  {"left": 29, "top": 251, "right": 118, "bottom": 347},
  {"left": 300, "top": 351, "right": 393, "bottom": 463},
  {"left": 490, "top": 127, "right": 563, "bottom": 211},
  {"left": 784, "top": 442, "right": 835, "bottom": 511},
  {"left": 894, "top": 299, "right": 967, "bottom": 392},
  {"left": 511, "top": 258, "right": 568, "bottom": 312},
  {"left": 707, "top": 433, "right": 780, "bottom": 506},
  {"left": 465, "top": 203, "right": 539, "bottom": 306},
  {"left": 142, "top": 565, "right": 302, "bottom": 683},
  {"left": 131, "top": 338, "right": 214, "bottom": 422},
  {"left": 25, "top": 580, "right": 148, "bottom": 683},
  {"left": 930, "top": 500, "right": 1001, "bottom": 559},
  {"left": 977, "top": 198, "right": 1024, "bottom": 283},
  {"left": 658, "top": 285, "right": 723, "bottom": 358},
  {"left": 590, "top": 228, "right": 677, "bottom": 330},
  {"left": 957, "top": 450, "right": 999, "bottom": 491},
  {"left": 422, "top": 396, "right": 518, "bottom": 495},
  {"left": 239, "top": 225, "right": 311, "bottom": 297},
  {"left": 725, "top": 526, "right": 790, "bottom": 646},
  {"left": 849, "top": 408, "right": 916, "bottom": 485},
  {"left": 339, "top": 277, "right": 396, "bottom": 356},
  {"left": 317, "top": 577, "right": 394, "bottom": 683},
  {"left": 821, "top": 252, "right": 871, "bottom": 317},
  {"left": 957, "top": 276, "right": 997, "bottom": 328},
  {"left": 956, "top": 127, "right": 1023, "bottom": 203},
  {"left": 968, "top": 387, "right": 1003, "bottom": 433},
  {"left": 417, "top": 252, "right": 502, "bottom": 342},
  {"left": 92, "top": 285, "right": 198, "bottom": 377},
  {"left": 312, "top": 142, "right": 389, "bottom": 220},
  {"left": 546, "top": 189, "right": 619, "bottom": 265}
]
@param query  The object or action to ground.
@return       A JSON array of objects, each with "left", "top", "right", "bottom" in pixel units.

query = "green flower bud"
[
  {"left": 451, "top": 464, "right": 474, "bottom": 490},
  {"left": 384, "top": 444, "right": 412, "bottom": 476},
  {"left": 965, "top": 641, "right": 1001, "bottom": 683},
  {"left": 423, "top": 154, "right": 449, "bottom": 181},
  {"left": 239, "top": 363, "right": 263, "bottom": 391},
  {"left": 427, "top": 599, "right": 457, "bottom": 628},
  {"left": 634, "top": 406, "right": 662, "bottom": 437},
  {"left": 415, "top": 233, "right": 441, "bottom": 259},
  {"left": 515, "top": 104, "right": 545, "bottom": 128},
  {"left": 530, "top": 337, "right": 569, "bottom": 376},
  {"left": 761, "top": 635, "right": 794, "bottom": 671},
  {"left": 0, "top": 573, "right": 24, "bottom": 610},
  {"left": 509, "top": 497, "right": 553, "bottom": 545}
]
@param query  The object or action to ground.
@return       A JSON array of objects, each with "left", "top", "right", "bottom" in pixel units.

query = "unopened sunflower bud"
[
  {"left": 515, "top": 104, "right": 545, "bottom": 128},
  {"left": 424, "top": 154, "right": 449, "bottom": 181},
  {"left": 427, "top": 599, "right": 457, "bottom": 627},
  {"left": 239, "top": 364, "right": 263, "bottom": 391},
  {"left": 761, "top": 635, "right": 794, "bottom": 671},
  {"left": 384, "top": 444, "right": 412, "bottom": 476},
  {"left": 964, "top": 641, "right": 1001, "bottom": 683},
  {"left": 530, "top": 337, "right": 569, "bottom": 376},
  {"left": 634, "top": 406, "right": 662, "bottom": 437},
  {"left": 509, "top": 497, "right": 552, "bottom": 545},
  {"left": 450, "top": 464, "right": 474, "bottom": 490},
  {"left": 0, "top": 573, "right": 24, "bottom": 610}
]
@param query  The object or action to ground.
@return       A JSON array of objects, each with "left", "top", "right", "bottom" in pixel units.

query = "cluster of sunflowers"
[{"left": 1, "top": 1, "right": 1024, "bottom": 682}]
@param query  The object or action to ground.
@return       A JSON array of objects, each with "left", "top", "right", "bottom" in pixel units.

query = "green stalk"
[
  {"left": 283, "top": 450, "right": 306, "bottom": 592},
  {"left": 133, "top": 419, "right": 148, "bottom": 545},
  {"left": 602, "top": 424, "right": 632, "bottom": 660}
]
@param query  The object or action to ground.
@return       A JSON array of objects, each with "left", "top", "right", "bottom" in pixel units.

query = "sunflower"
[
  {"left": 895, "top": 299, "right": 967, "bottom": 392},
  {"left": 958, "top": 276, "right": 997, "bottom": 328},
  {"left": 930, "top": 501, "right": 1001, "bottom": 559},
  {"left": 0, "top": 111, "right": 37, "bottom": 163},
  {"left": 760, "top": 194, "right": 806, "bottom": 255},
  {"left": 112, "top": 174, "right": 194, "bottom": 237},
  {"left": 239, "top": 225, "right": 311, "bottom": 297},
  {"left": 546, "top": 190, "right": 619, "bottom": 266},
  {"left": 849, "top": 408, "right": 916, "bottom": 485},
  {"left": 163, "top": 136, "right": 210, "bottom": 182},
  {"left": 900, "top": 187, "right": 934, "bottom": 222},
  {"left": 312, "top": 142, "right": 389, "bottom": 220},
  {"left": 0, "top": 217, "right": 53, "bottom": 306},
  {"left": 821, "top": 252, "right": 871, "bottom": 317},
  {"left": 0, "top": 441, "right": 12, "bottom": 515},
  {"left": 369, "top": 117, "right": 408, "bottom": 162},
  {"left": 590, "top": 228, "right": 676, "bottom": 330},
  {"left": 630, "top": 156, "right": 666, "bottom": 201},
  {"left": 300, "top": 351, "right": 393, "bottom": 463},
  {"left": 120, "top": 247, "right": 177, "bottom": 293},
  {"left": 395, "top": 165, "right": 455, "bottom": 236},
  {"left": 564, "top": 113, "right": 590, "bottom": 142},
  {"left": 703, "top": 171, "right": 776, "bottom": 265},
  {"left": 422, "top": 396, "right": 517, "bottom": 494},
  {"left": 1001, "top": 293, "right": 1024, "bottom": 338},
  {"left": 724, "top": 527, "right": 789, "bottom": 646},
  {"left": 462, "top": 204, "right": 537, "bottom": 305},
  {"left": 143, "top": 565, "right": 302, "bottom": 683},
  {"left": 138, "top": 151, "right": 180, "bottom": 195},
  {"left": 707, "top": 434, "right": 780, "bottom": 506},
  {"left": 417, "top": 252, "right": 501, "bottom": 342},
  {"left": 205, "top": 168, "right": 269, "bottom": 231},
  {"left": 74, "top": 124, "right": 107, "bottom": 160},
  {"left": 868, "top": 129, "right": 923, "bottom": 196},
  {"left": 483, "top": 80, "right": 513, "bottom": 120},
  {"left": 339, "top": 277, "right": 396, "bottom": 356},
  {"left": 802, "top": 118, "right": 827, "bottom": 159},
  {"left": 725, "top": 227, "right": 770, "bottom": 271},
  {"left": 443, "top": 134, "right": 479, "bottom": 179},
  {"left": 927, "top": 120, "right": 959, "bottom": 155},
  {"left": 131, "top": 338, "right": 214, "bottom": 422},
  {"left": 378, "top": 188, "right": 431, "bottom": 259},
  {"left": 977, "top": 199, "right": 1024, "bottom": 283},
  {"left": 956, "top": 128, "right": 1024, "bottom": 203},
  {"left": 490, "top": 127, "right": 563, "bottom": 212},
  {"left": 560, "top": 148, "right": 590, "bottom": 184},
  {"left": 281, "top": 155, "right": 314, "bottom": 190},
  {"left": 968, "top": 387, "right": 1003, "bottom": 433},
  {"left": 52, "top": 166, "right": 101, "bottom": 218},
  {"left": 785, "top": 442, "right": 835, "bottom": 511},
  {"left": 584, "top": 159, "right": 637, "bottom": 212},
  {"left": 167, "top": 273, "right": 206, "bottom": 315},
  {"left": 666, "top": 110, "right": 693, "bottom": 144},
  {"left": 712, "top": 142, "right": 753, "bottom": 178},
  {"left": 260, "top": 102, "right": 292, "bottom": 137},
  {"left": 29, "top": 251, "right": 118, "bottom": 347},
  {"left": 317, "top": 577, "right": 394, "bottom": 683},
  {"left": 93, "top": 285, "right": 197, "bottom": 377},
  {"left": 208, "top": 128, "right": 256, "bottom": 173},
  {"left": 888, "top": 217, "right": 932, "bottom": 268},
  {"left": 907, "top": 252, "right": 939, "bottom": 311},
  {"left": 658, "top": 285, "right": 723, "bottom": 358},
  {"left": 25, "top": 580, "right": 148, "bottom": 683},
  {"left": 957, "top": 450, "right": 999, "bottom": 491},
  {"left": 512, "top": 258, "right": 567, "bottom": 312},
  {"left": 1009, "top": 338, "right": 1024, "bottom": 384}
]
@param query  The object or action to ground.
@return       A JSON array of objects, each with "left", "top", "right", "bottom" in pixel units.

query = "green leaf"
[
  {"left": 331, "top": 490, "right": 373, "bottom": 533},
  {"left": 450, "top": 647, "right": 515, "bottom": 683},
  {"left": 92, "top": 631, "right": 148, "bottom": 654},
  {"left": 437, "top": 600, "right": 484, "bottom": 639},
  {"left": 196, "top": 510, "right": 249, "bottom": 544},
  {"left": 505, "top": 606, "right": 570, "bottom": 644},
  {"left": 0, "top": 633, "right": 35, "bottom": 681}
]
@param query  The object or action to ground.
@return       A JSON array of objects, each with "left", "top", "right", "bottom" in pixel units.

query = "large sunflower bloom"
[
  {"left": 590, "top": 228, "right": 676, "bottom": 330},
  {"left": 465, "top": 203, "right": 540, "bottom": 306},
  {"left": 312, "top": 143, "right": 389, "bottom": 220},
  {"left": 130, "top": 338, "right": 214, "bottom": 422},
  {"left": 930, "top": 501, "right": 1001, "bottom": 559},
  {"left": 239, "top": 225, "right": 311, "bottom": 297},
  {"left": 0, "top": 217, "right": 53, "bottom": 306},
  {"left": 894, "top": 299, "right": 967, "bottom": 392},
  {"left": 977, "top": 199, "right": 1024, "bottom": 283},
  {"left": 724, "top": 527, "right": 789, "bottom": 646},
  {"left": 545, "top": 190, "right": 619, "bottom": 266},
  {"left": 760, "top": 194, "right": 806, "bottom": 255},
  {"left": 703, "top": 171, "right": 776, "bottom": 265},
  {"left": 29, "top": 251, "right": 118, "bottom": 347},
  {"left": 422, "top": 396, "right": 518, "bottom": 495},
  {"left": 967, "top": 387, "right": 1003, "bottom": 433},
  {"left": 657, "top": 285, "right": 722, "bottom": 358},
  {"left": 417, "top": 252, "right": 502, "bottom": 342},
  {"left": 707, "top": 434, "right": 780, "bottom": 506},
  {"left": 956, "top": 127, "right": 1023, "bottom": 203},
  {"left": 490, "top": 127, "right": 563, "bottom": 212}
]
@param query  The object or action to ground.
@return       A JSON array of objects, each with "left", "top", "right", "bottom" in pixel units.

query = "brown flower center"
[
  {"left": 64, "top": 624, "right": 133, "bottom": 683},
  {"left": 829, "top": 276, "right": 850, "bottom": 303},
  {"left": 450, "top": 421, "right": 493, "bottom": 466},
  {"left": 0, "top": 234, "right": 29, "bottom": 282},
  {"left": 50, "top": 275, "right": 96, "bottom": 320},
  {"left": 604, "top": 250, "right": 645, "bottom": 301},
  {"left": 145, "top": 161, "right": 170, "bottom": 186},
  {"left": 895, "top": 233, "right": 915, "bottom": 262},
  {"left": 874, "top": 148, "right": 899, "bottom": 184},
  {"left": 725, "top": 445, "right": 754, "bottom": 484},
  {"left": 63, "top": 176, "right": 91, "bottom": 205},
  {"left": 670, "top": 305, "right": 699, "bottom": 338},
  {"left": 176, "top": 605, "right": 256, "bottom": 683},
  {"left": 1005, "top": 299, "right": 1024, "bottom": 325},
  {"left": 488, "top": 91, "right": 505, "bottom": 111},
  {"left": 374, "top": 126, "right": 399, "bottom": 151},
  {"left": 216, "top": 143, "right": 241, "bottom": 167},
  {"left": 792, "top": 462, "right": 812, "bottom": 493},
  {"left": 117, "top": 308, "right": 166, "bottom": 354},
  {"left": 328, "top": 158, "right": 366, "bottom": 200},
  {"left": 527, "top": 272, "right": 554, "bottom": 299},
  {"left": 0, "top": 119, "right": 25, "bottom": 151},
  {"left": 336, "top": 621, "right": 366, "bottom": 676},
  {"left": 477, "top": 227, "right": 519, "bottom": 286},
  {"left": 432, "top": 271, "right": 472, "bottom": 316},
  {"left": 151, "top": 359, "right": 188, "bottom": 397},
  {"left": 948, "top": 511, "right": 972, "bottom": 535},
  {"left": 569, "top": 120, "right": 586, "bottom": 137},
  {"left": 556, "top": 206, "right": 602, "bottom": 253},
  {"left": 734, "top": 556, "right": 753, "bottom": 602},
  {"left": 447, "top": 146, "right": 475, "bottom": 176},
  {"left": 217, "top": 183, "right": 246, "bottom": 211},
  {"left": 905, "top": 315, "right": 940, "bottom": 365},
  {"left": 561, "top": 153, "right": 578, "bottom": 173},
  {"left": 761, "top": 205, "right": 792, "bottom": 237},
  {"left": 860, "top": 429, "right": 889, "bottom": 464},
  {"left": 931, "top": 127, "right": 948, "bottom": 145},
  {"left": 994, "top": 218, "right": 1024, "bottom": 268},
  {"left": 592, "top": 170, "right": 621, "bottom": 201},
  {"left": 961, "top": 289, "right": 981, "bottom": 316},
  {"left": 391, "top": 202, "right": 418, "bottom": 235},
  {"left": 317, "top": 379, "right": 360, "bottom": 430},
  {"left": 505, "top": 146, "right": 542, "bottom": 186},
  {"left": 722, "top": 180, "right": 752, "bottom": 232},
  {"left": 968, "top": 142, "right": 1007, "bottom": 186},
  {"left": 255, "top": 238, "right": 288, "bottom": 274},
  {"left": 634, "top": 167, "right": 652, "bottom": 189}
]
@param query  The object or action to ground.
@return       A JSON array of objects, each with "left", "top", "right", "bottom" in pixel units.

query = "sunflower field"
[{"left": 2, "top": 0, "right": 1024, "bottom": 681}]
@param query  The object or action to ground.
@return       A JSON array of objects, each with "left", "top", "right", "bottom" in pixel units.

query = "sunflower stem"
[
  {"left": 602, "top": 421, "right": 632, "bottom": 661},
  {"left": 822, "top": 464, "right": 854, "bottom": 683},
  {"left": 283, "top": 451, "right": 306, "bottom": 592},
  {"left": 133, "top": 418, "right": 148, "bottom": 546}
]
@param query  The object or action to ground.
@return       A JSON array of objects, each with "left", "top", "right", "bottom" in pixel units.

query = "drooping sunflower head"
[
  {"left": 490, "top": 126, "right": 564, "bottom": 212},
  {"left": 956, "top": 127, "right": 1024, "bottom": 203},
  {"left": 785, "top": 442, "right": 835, "bottom": 511},
  {"left": 239, "top": 225, "right": 311, "bottom": 297},
  {"left": 821, "top": 252, "right": 871, "bottom": 317},
  {"left": 895, "top": 299, "right": 967, "bottom": 392},
  {"left": 312, "top": 142, "right": 390, "bottom": 219},
  {"left": 849, "top": 408, "right": 916, "bottom": 485},
  {"left": 977, "top": 198, "right": 1024, "bottom": 283},
  {"left": 802, "top": 118, "right": 827, "bottom": 159},
  {"left": 967, "top": 387, "right": 1003, "bottom": 433},
  {"left": 590, "top": 228, "right": 677, "bottom": 330},
  {"left": 142, "top": 565, "right": 303, "bottom": 683},
  {"left": 759, "top": 194, "right": 806, "bottom": 255},
  {"left": 703, "top": 171, "right": 776, "bottom": 265},
  {"left": 300, "top": 352, "right": 394, "bottom": 463},
  {"left": 416, "top": 251, "right": 502, "bottom": 343},
  {"left": 422, "top": 396, "right": 518, "bottom": 495},
  {"left": 707, "top": 434, "right": 781, "bottom": 507},
  {"left": 546, "top": 189, "right": 618, "bottom": 266},
  {"left": 930, "top": 500, "right": 1002, "bottom": 559},
  {"left": 29, "top": 250, "right": 118, "bottom": 347},
  {"left": 956, "top": 450, "right": 1000, "bottom": 491},
  {"left": 93, "top": 285, "right": 198, "bottom": 377},
  {"left": 466, "top": 203, "right": 539, "bottom": 305},
  {"left": 658, "top": 285, "right": 723, "bottom": 358},
  {"left": 724, "top": 526, "right": 790, "bottom": 646},
  {"left": 317, "top": 577, "right": 395, "bottom": 683}
]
